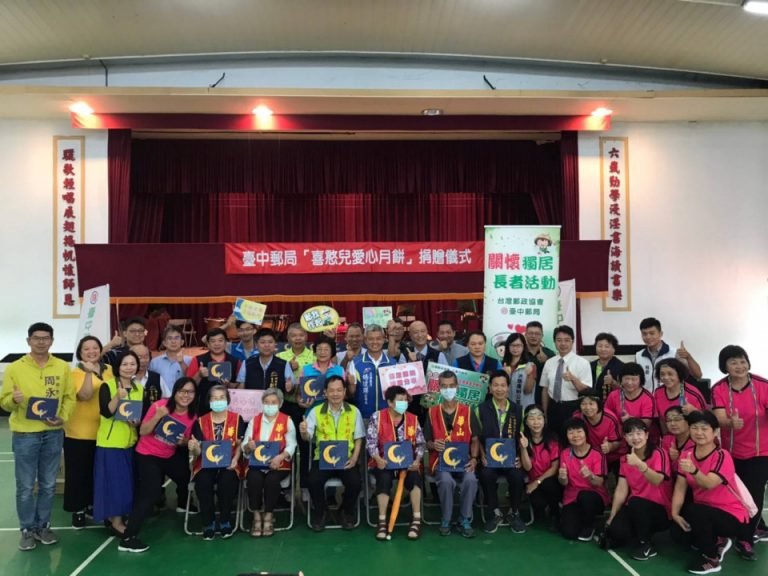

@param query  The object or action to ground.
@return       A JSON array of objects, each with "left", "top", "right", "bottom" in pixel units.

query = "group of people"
[{"left": 1, "top": 316, "right": 766, "bottom": 575}]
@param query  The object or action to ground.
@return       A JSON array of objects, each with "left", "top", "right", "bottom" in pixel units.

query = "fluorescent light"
[
  {"left": 69, "top": 101, "right": 94, "bottom": 116},
  {"left": 591, "top": 107, "right": 613, "bottom": 117},
  {"left": 743, "top": 0, "right": 768, "bottom": 15},
  {"left": 251, "top": 105, "right": 273, "bottom": 118}
]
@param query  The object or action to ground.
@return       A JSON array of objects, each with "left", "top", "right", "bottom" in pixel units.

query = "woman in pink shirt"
[
  {"left": 118, "top": 377, "right": 198, "bottom": 553},
  {"left": 519, "top": 405, "right": 561, "bottom": 530},
  {"left": 711, "top": 345, "right": 768, "bottom": 545},
  {"left": 601, "top": 418, "right": 672, "bottom": 561},
  {"left": 671, "top": 410, "right": 753, "bottom": 573},
  {"left": 557, "top": 417, "right": 610, "bottom": 542},
  {"left": 654, "top": 358, "right": 707, "bottom": 436}
]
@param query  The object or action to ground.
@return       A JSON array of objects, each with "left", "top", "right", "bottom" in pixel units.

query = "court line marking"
[
  {"left": 0, "top": 459, "right": 15, "bottom": 463},
  {"left": 0, "top": 526, "right": 103, "bottom": 532},
  {"left": 0, "top": 451, "right": 13, "bottom": 455},
  {"left": 608, "top": 549, "right": 641, "bottom": 576},
  {"left": 69, "top": 536, "right": 114, "bottom": 576}
]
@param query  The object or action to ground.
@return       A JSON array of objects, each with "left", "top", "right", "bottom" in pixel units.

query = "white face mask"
[
  {"left": 263, "top": 404, "right": 279, "bottom": 417},
  {"left": 440, "top": 388, "right": 457, "bottom": 401}
]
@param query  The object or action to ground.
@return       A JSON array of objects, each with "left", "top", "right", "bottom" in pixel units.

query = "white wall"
[
  {"left": 579, "top": 122, "right": 768, "bottom": 380},
  {"left": 0, "top": 119, "right": 108, "bottom": 357}
]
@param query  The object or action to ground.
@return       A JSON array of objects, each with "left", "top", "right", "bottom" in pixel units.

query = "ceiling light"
[
  {"left": 591, "top": 107, "right": 613, "bottom": 117},
  {"left": 69, "top": 101, "right": 94, "bottom": 116},
  {"left": 743, "top": 0, "right": 768, "bottom": 15},
  {"left": 422, "top": 108, "right": 443, "bottom": 116},
  {"left": 252, "top": 105, "right": 273, "bottom": 118}
]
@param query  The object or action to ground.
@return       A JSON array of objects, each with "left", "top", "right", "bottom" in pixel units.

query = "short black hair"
[
  {"left": 489, "top": 369, "right": 510, "bottom": 386},
  {"left": 655, "top": 357, "right": 688, "bottom": 383},
  {"left": 325, "top": 374, "right": 348, "bottom": 390},
  {"left": 594, "top": 332, "right": 618, "bottom": 349},
  {"left": 686, "top": 410, "right": 719, "bottom": 431},
  {"left": 664, "top": 405, "right": 686, "bottom": 420},
  {"left": 255, "top": 327, "right": 277, "bottom": 342},
  {"left": 313, "top": 334, "right": 337, "bottom": 359},
  {"left": 166, "top": 377, "right": 198, "bottom": 414},
  {"left": 622, "top": 417, "right": 648, "bottom": 435},
  {"left": 438, "top": 369, "right": 458, "bottom": 386},
  {"left": 553, "top": 325, "right": 574, "bottom": 340},
  {"left": 76, "top": 335, "right": 102, "bottom": 361},
  {"left": 116, "top": 350, "right": 141, "bottom": 374},
  {"left": 235, "top": 320, "right": 257, "bottom": 329},
  {"left": 465, "top": 330, "right": 487, "bottom": 343},
  {"left": 346, "top": 322, "right": 364, "bottom": 332},
  {"left": 163, "top": 324, "right": 183, "bottom": 339},
  {"left": 579, "top": 394, "right": 604, "bottom": 413},
  {"left": 619, "top": 362, "right": 646, "bottom": 387},
  {"left": 385, "top": 385, "right": 409, "bottom": 402},
  {"left": 563, "top": 417, "right": 587, "bottom": 434},
  {"left": 206, "top": 328, "right": 228, "bottom": 341},
  {"left": 122, "top": 316, "right": 146, "bottom": 330},
  {"left": 718, "top": 345, "right": 750, "bottom": 374},
  {"left": 437, "top": 320, "right": 456, "bottom": 331},
  {"left": 525, "top": 321, "right": 543, "bottom": 331},
  {"left": 28, "top": 322, "right": 54, "bottom": 338},
  {"left": 639, "top": 317, "right": 661, "bottom": 331}
]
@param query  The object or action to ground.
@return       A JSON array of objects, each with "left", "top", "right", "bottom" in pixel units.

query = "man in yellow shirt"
[{"left": 0, "top": 323, "right": 75, "bottom": 551}]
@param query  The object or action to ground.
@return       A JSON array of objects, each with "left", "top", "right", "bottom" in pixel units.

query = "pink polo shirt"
[
  {"left": 560, "top": 446, "right": 610, "bottom": 507},
  {"left": 619, "top": 447, "right": 672, "bottom": 516},
  {"left": 136, "top": 399, "right": 197, "bottom": 459}
]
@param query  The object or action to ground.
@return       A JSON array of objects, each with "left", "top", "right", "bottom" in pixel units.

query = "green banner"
[{"left": 421, "top": 361, "right": 490, "bottom": 409}]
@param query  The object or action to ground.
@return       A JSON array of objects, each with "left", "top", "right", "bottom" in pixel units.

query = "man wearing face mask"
[
  {"left": 366, "top": 385, "right": 426, "bottom": 540},
  {"left": 425, "top": 371, "right": 481, "bottom": 538}
]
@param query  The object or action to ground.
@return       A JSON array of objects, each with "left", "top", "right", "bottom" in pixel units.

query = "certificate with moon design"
[
  {"left": 319, "top": 440, "right": 348, "bottom": 470},
  {"left": 300, "top": 374, "right": 326, "bottom": 404},
  {"left": 484, "top": 438, "right": 516, "bottom": 468},
  {"left": 25, "top": 397, "right": 59, "bottom": 420},
  {"left": 114, "top": 400, "right": 143, "bottom": 422},
  {"left": 154, "top": 415, "right": 187, "bottom": 444},
  {"left": 207, "top": 362, "right": 232, "bottom": 382},
  {"left": 438, "top": 442, "right": 469, "bottom": 472},
  {"left": 249, "top": 441, "right": 280, "bottom": 468},
  {"left": 201, "top": 440, "right": 233, "bottom": 469},
  {"left": 383, "top": 441, "right": 413, "bottom": 470}
]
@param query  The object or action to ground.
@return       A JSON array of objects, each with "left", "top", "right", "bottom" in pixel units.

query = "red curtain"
[{"left": 109, "top": 135, "right": 578, "bottom": 335}]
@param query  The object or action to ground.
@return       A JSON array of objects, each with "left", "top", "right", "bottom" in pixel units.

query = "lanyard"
[
  {"left": 728, "top": 376, "right": 759, "bottom": 455},
  {"left": 492, "top": 398, "right": 509, "bottom": 433}
]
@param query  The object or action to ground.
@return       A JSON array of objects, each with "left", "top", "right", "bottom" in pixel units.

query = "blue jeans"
[{"left": 12, "top": 430, "right": 64, "bottom": 531}]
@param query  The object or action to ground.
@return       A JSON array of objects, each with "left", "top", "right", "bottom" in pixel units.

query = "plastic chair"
[
  {"left": 305, "top": 442, "right": 361, "bottom": 530},
  {"left": 363, "top": 467, "right": 421, "bottom": 528},
  {"left": 239, "top": 460, "right": 295, "bottom": 533}
]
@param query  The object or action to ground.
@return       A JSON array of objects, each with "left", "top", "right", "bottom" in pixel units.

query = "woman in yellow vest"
[
  {"left": 64, "top": 336, "right": 113, "bottom": 529},
  {"left": 242, "top": 388, "right": 296, "bottom": 537},
  {"left": 92, "top": 351, "right": 144, "bottom": 537},
  {"left": 188, "top": 385, "right": 246, "bottom": 540},
  {"left": 300, "top": 375, "right": 365, "bottom": 531}
]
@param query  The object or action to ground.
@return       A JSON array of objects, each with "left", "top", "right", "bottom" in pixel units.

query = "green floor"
[{"left": 0, "top": 418, "right": 765, "bottom": 576}]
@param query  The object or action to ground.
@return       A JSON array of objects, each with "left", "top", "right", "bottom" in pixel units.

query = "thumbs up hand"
[
  {"left": 676, "top": 341, "right": 690, "bottom": 360},
  {"left": 12, "top": 383, "right": 24, "bottom": 405},
  {"left": 731, "top": 408, "right": 744, "bottom": 430},
  {"left": 600, "top": 436, "right": 612, "bottom": 454},
  {"left": 109, "top": 330, "right": 123, "bottom": 348},
  {"left": 603, "top": 370, "right": 615, "bottom": 388},
  {"left": 519, "top": 432, "right": 529, "bottom": 450},
  {"left": 562, "top": 368, "right": 574, "bottom": 382},
  {"left": 299, "top": 416, "right": 308, "bottom": 436}
]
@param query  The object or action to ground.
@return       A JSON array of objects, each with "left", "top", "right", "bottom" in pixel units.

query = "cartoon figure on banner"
[
  {"left": 300, "top": 305, "right": 340, "bottom": 333},
  {"left": 534, "top": 233, "right": 553, "bottom": 255},
  {"left": 492, "top": 333, "right": 510, "bottom": 360}
]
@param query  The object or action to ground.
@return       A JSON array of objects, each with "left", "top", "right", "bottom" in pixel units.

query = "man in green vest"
[{"left": 300, "top": 375, "right": 364, "bottom": 531}]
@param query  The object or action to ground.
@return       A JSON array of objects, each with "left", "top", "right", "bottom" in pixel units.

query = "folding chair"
[
  {"left": 183, "top": 474, "right": 243, "bottom": 536},
  {"left": 422, "top": 468, "right": 483, "bottom": 526},
  {"left": 239, "top": 461, "right": 296, "bottom": 533},
  {"left": 305, "top": 442, "right": 361, "bottom": 530},
  {"left": 477, "top": 475, "right": 535, "bottom": 526},
  {"left": 364, "top": 468, "right": 420, "bottom": 528}
]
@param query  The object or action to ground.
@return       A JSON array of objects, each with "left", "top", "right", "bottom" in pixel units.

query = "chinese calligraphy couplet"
[{"left": 600, "top": 138, "right": 631, "bottom": 311}]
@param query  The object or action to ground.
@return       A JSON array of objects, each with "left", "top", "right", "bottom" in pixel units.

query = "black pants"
[
  {"left": 529, "top": 476, "right": 562, "bottom": 519},
  {"left": 560, "top": 491, "right": 605, "bottom": 540},
  {"left": 371, "top": 468, "right": 421, "bottom": 496},
  {"left": 246, "top": 469, "right": 289, "bottom": 513},
  {"left": 194, "top": 468, "right": 239, "bottom": 527},
  {"left": 124, "top": 451, "right": 190, "bottom": 538},
  {"left": 734, "top": 455, "right": 768, "bottom": 534},
  {"left": 308, "top": 462, "right": 361, "bottom": 517},
  {"left": 479, "top": 466, "right": 525, "bottom": 512},
  {"left": 281, "top": 402, "right": 310, "bottom": 488},
  {"left": 607, "top": 497, "right": 670, "bottom": 545},
  {"left": 670, "top": 502, "right": 750, "bottom": 559},
  {"left": 547, "top": 400, "right": 580, "bottom": 443},
  {"left": 63, "top": 437, "right": 96, "bottom": 513}
]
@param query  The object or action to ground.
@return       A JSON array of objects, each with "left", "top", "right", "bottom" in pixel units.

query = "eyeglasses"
[
  {"left": 29, "top": 336, "right": 52, "bottom": 342},
  {"left": 177, "top": 389, "right": 196, "bottom": 396}
]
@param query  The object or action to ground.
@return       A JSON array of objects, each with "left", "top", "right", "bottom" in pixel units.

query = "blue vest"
[{"left": 351, "top": 351, "right": 397, "bottom": 419}]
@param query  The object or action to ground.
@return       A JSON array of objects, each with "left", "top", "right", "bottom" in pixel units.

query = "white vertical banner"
[
  {"left": 600, "top": 137, "right": 631, "bottom": 311},
  {"left": 483, "top": 225, "right": 561, "bottom": 358},
  {"left": 74, "top": 285, "right": 111, "bottom": 356},
  {"left": 557, "top": 279, "right": 577, "bottom": 341},
  {"left": 53, "top": 136, "right": 85, "bottom": 318}
]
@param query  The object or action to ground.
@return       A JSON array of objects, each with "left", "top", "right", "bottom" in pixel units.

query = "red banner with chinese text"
[{"left": 225, "top": 242, "right": 484, "bottom": 274}]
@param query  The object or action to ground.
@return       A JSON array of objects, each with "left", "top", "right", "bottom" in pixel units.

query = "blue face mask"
[
  {"left": 394, "top": 400, "right": 409, "bottom": 414},
  {"left": 209, "top": 400, "right": 228, "bottom": 413},
  {"left": 263, "top": 404, "right": 279, "bottom": 417},
  {"left": 440, "top": 388, "right": 458, "bottom": 401}
]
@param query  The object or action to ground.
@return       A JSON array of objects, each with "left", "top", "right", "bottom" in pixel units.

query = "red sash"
[
  {"left": 367, "top": 408, "right": 419, "bottom": 469},
  {"left": 427, "top": 403, "right": 472, "bottom": 473},
  {"left": 192, "top": 411, "right": 242, "bottom": 478},
  {"left": 250, "top": 411, "right": 292, "bottom": 471}
]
